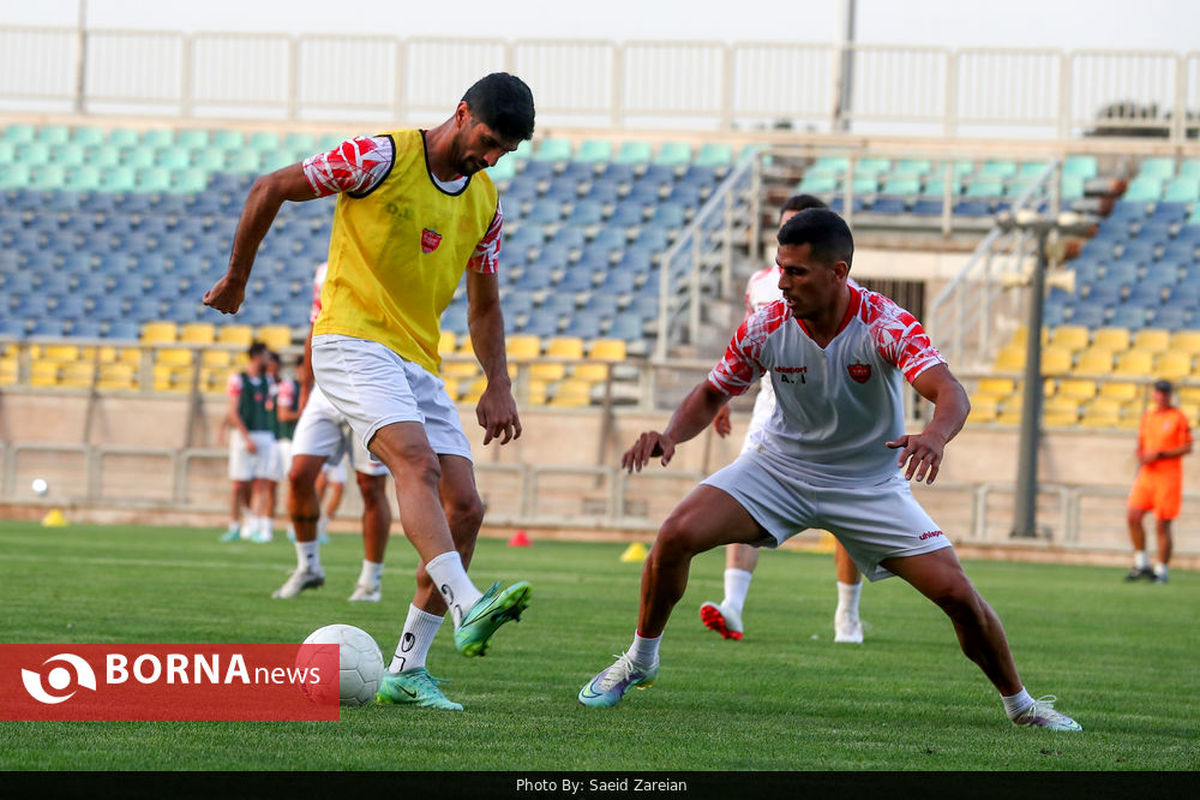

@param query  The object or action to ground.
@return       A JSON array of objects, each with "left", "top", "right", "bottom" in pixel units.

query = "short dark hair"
[
  {"left": 777, "top": 208, "right": 854, "bottom": 269},
  {"left": 462, "top": 73, "right": 535, "bottom": 142},
  {"left": 779, "top": 194, "right": 828, "bottom": 220},
  {"left": 247, "top": 342, "right": 268, "bottom": 359},
  {"left": 268, "top": 351, "right": 281, "bottom": 365}
]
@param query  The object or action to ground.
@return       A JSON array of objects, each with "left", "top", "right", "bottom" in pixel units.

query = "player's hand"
[
  {"left": 1141, "top": 451, "right": 1161, "bottom": 465},
  {"left": 622, "top": 431, "right": 675, "bottom": 473},
  {"left": 712, "top": 406, "right": 733, "bottom": 438},
  {"left": 886, "top": 431, "right": 946, "bottom": 484},
  {"left": 203, "top": 274, "right": 246, "bottom": 315},
  {"left": 477, "top": 383, "right": 522, "bottom": 445},
  {"left": 244, "top": 435, "right": 257, "bottom": 454}
]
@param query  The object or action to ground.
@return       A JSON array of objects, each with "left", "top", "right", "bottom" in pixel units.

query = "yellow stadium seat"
[
  {"left": 1056, "top": 378, "right": 1098, "bottom": 400},
  {"left": 1099, "top": 381, "right": 1140, "bottom": 401},
  {"left": 968, "top": 395, "right": 999, "bottom": 422},
  {"left": 140, "top": 321, "right": 177, "bottom": 344},
  {"left": 0, "top": 358, "right": 18, "bottom": 386},
  {"left": 59, "top": 362, "right": 96, "bottom": 389},
  {"left": 1113, "top": 350, "right": 1155, "bottom": 377},
  {"left": 550, "top": 378, "right": 593, "bottom": 408},
  {"left": 1092, "top": 327, "right": 1131, "bottom": 352},
  {"left": 96, "top": 363, "right": 138, "bottom": 391},
  {"left": 1170, "top": 331, "right": 1200, "bottom": 355},
  {"left": 438, "top": 331, "right": 457, "bottom": 357},
  {"left": 202, "top": 349, "right": 233, "bottom": 367},
  {"left": 39, "top": 344, "right": 83, "bottom": 362},
  {"left": 256, "top": 325, "right": 293, "bottom": 350},
  {"left": 1154, "top": 351, "right": 1192, "bottom": 381},
  {"left": 1133, "top": 328, "right": 1170, "bottom": 353},
  {"left": 441, "top": 377, "right": 460, "bottom": 402},
  {"left": 589, "top": 338, "right": 628, "bottom": 361},
  {"left": 153, "top": 365, "right": 192, "bottom": 393},
  {"left": 462, "top": 377, "right": 489, "bottom": 405},
  {"left": 179, "top": 323, "right": 216, "bottom": 345},
  {"left": 573, "top": 361, "right": 612, "bottom": 382},
  {"left": 527, "top": 379, "right": 548, "bottom": 406},
  {"left": 200, "top": 367, "right": 236, "bottom": 394},
  {"left": 1041, "top": 345, "right": 1074, "bottom": 374},
  {"left": 216, "top": 325, "right": 254, "bottom": 347},
  {"left": 546, "top": 337, "right": 585, "bottom": 359},
  {"left": 506, "top": 335, "right": 542, "bottom": 361},
  {"left": 1079, "top": 396, "right": 1122, "bottom": 428},
  {"left": 456, "top": 338, "right": 476, "bottom": 357},
  {"left": 1048, "top": 325, "right": 1089, "bottom": 351},
  {"left": 1179, "top": 385, "right": 1200, "bottom": 405},
  {"left": 993, "top": 345, "right": 1025, "bottom": 372},
  {"left": 441, "top": 358, "right": 480, "bottom": 379},
  {"left": 977, "top": 377, "right": 1015, "bottom": 396},
  {"left": 1073, "top": 347, "right": 1113, "bottom": 375},
  {"left": 30, "top": 360, "right": 60, "bottom": 387},
  {"left": 1180, "top": 402, "right": 1200, "bottom": 422},
  {"left": 156, "top": 348, "right": 196, "bottom": 366},
  {"left": 1043, "top": 395, "right": 1080, "bottom": 425},
  {"left": 1118, "top": 401, "right": 1145, "bottom": 429}
]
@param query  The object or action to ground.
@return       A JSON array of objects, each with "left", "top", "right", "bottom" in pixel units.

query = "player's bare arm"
[
  {"left": 204, "top": 164, "right": 317, "bottom": 314},
  {"left": 712, "top": 405, "right": 733, "bottom": 438},
  {"left": 886, "top": 363, "right": 969, "bottom": 484},
  {"left": 1144, "top": 440, "right": 1193, "bottom": 463},
  {"left": 466, "top": 269, "right": 521, "bottom": 446},
  {"left": 622, "top": 381, "right": 729, "bottom": 473},
  {"left": 298, "top": 327, "right": 315, "bottom": 411},
  {"left": 226, "top": 392, "right": 256, "bottom": 454}
]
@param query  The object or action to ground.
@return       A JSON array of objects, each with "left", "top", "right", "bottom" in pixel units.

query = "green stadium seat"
[
  {"left": 1005, "top": 180, "right": 1035, "bottom": 198},
  {"left": 141, "top": 129, "right": 174, "bottom": 148},
  {"left": 1063, "top": 155, "right": 1097, "bottom": 179},
  {"left": 1061, "top": 175, "right": 1085, "bottom": 200},
  {"left": 532, "top": 137, "right": 572, "bottom": 162},
  {"left": 38, "top": 164, "right": 67, "bottom": 189},
  {"left": 855, "top": 158, "right": 891, "bottom": 175},
  {"left": 315, "top": 133, "right": 345, "bottom": 152},
  {"left": 121, "top": 147, "right": 156, "bottom": 170},
  {"left": 0, "top": 164, "right": 30, "bottom": 189},
  {"left": 654, "top": 142, "right": 691, "bottom": 167},
  {"left": 891, "top": 159, "right": 932, "bottom": 177},
  {"left": 694, "top": 143, "right": 733, "bottom": 168},
  {"left": 1123, "top": 177, "right": 1163, "bottom": 203},
  {"left": 1178, "top": 159, "right": 1200, "bottom": 180},
  {"left": 809, "top": 156, "right": 849, "bottom": 177},
  {"left": 850, "top": 176, "right": 879, "bottom": 194},
  {"left": 101, "top": 166, "right": 137, "bottom": 193},
  {"left": 40, "top": 125, "right": 70, "bottom": 146},
  {"left": 176, "top": 129, "right": 209, "bottom": 149},
  {"left": 880, "top": 177, "right": 920, "bottom": 195},
  {"left": 0, "top": 140, "right": 14, "bottom": 163},
  {"left": 614, "top": 141, "right": 652, "bottom": 165},
  {"left": 173, "top": 169, "right": 209, "bottom": 193},
  {"left": 797, "top": 175, "right": 837, "bottom": 194},
  {"left": 191, "top": 149, "right": 225, "bottom": 171},
  {"left": 212, "top": 130, "right": 245, "bottom": 150},
  {"left": 226, "top": 150, "right": 263, "bottom": 173},
  {"left": 137, "top": 167, "right": 172, "bottom": 193},
  {"left": 57, "top": 143, "right": 88, "bottom": 168},
  {"left": 156, "top": 149, "right": 191, "bottom": 170},
  {"left": 87, "top": 144, "right": 121, "bottom": 169},
  {"left": 71, "top": 126, "right": 105, "bottom": 146},
  {"left": 1137, "top": 157, "right": 1175, "bottom": 180},
  {"left": 4, "top": 123, "right": 35, "bottom": 143},
  {"left": 511, "top": 139, "right": 533, "bottom": 161},
  {"left": 284, "top": 132, "right": 317, "bottom": 152},
  {"left": 249, "top": 131, "right": 281, "bottom": 151},
  {"left": 20, "top": 141, "right": 50, "bottom": 165},
  {"left": 1017, "top": 161, "right": 1051, "bottom": 179},
  {"left": 485, "top": 159, "right": 517, "bottom": 183},
  {"left": 979, "top": 160, "right": 1018, "bottom": 178},
  {"left": 952, "top": 160, "right": 976, "bottom": 177},
  {"left": 1162, "top": 178, "right": 1200, "bottom": 203},
  {"left": 575, "top": 139, "right": 613, "bottom": 163},
  {"left": 921, "top": 178, "right": 956, "bottom": 197},
  {"left": 107, "top": 128, "right": 138, "bottom": 147},
  {"left": 66, "top": 165, "right": 102, "bottom": 191},
  {"left": 259, "top": 150, "right": 295, "bottom": 172}
]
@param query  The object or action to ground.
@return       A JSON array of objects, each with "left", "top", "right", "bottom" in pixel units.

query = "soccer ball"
[{"left": 302, "top": 624, "right": 384, "bottom": 707}]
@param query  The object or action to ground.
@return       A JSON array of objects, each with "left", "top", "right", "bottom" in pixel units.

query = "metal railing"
[{"left": 3, "top": 26, "right": 1200, "bottom": 139}]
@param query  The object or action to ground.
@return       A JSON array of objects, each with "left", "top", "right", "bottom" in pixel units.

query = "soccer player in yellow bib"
[{"left": 205, "top": 73, "right": 535, "bottom": 710}]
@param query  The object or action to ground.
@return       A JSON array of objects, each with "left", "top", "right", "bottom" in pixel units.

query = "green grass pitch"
[{"left": 0, "top": 519, "right": 1196, "bottom": 771}]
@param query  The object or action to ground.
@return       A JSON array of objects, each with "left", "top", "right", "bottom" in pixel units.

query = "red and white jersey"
[
  {"left": 709, "top": 284, "right": 945, "bottom": 482},
  {"left": 310, "top": 261, "right": 328, "bottom": 325},
  {"left": 301, "top": 135, "right": 503, "bottom": 274}
]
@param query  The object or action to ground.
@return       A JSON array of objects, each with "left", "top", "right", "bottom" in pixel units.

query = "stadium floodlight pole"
[
  {"left": 74, "top": 0, "right": 88, "bottom": 114},
  {"left": 833, "top": 0, "right": 857, "bottom": 132}
]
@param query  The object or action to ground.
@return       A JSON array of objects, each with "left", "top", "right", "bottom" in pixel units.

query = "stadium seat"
[
  {"left": 1056, "top": 378, "right": 1098, "bottom": 400},
  {"left": 993, "top": 345, "right": 1025, "bottom": 372},
  {"left": 1041, "top": 346, "right": 1074, "bottom": 374},
  {"left": 1091, "top": 327, "right": 1131, "bottom": 351},
  {"left": 256, "top": 325, "right": 293, "bottom": 350},
  {"left": 1074, "top": 347, "right": 1114, "bottom": 375},
  {"left": 216, "top": 325, "right": 254, "bottom": 347},
  {"left": 1098, "top": 381, "right": 1140, "bottom": 401},
  {"left": 506, "top": 335, "right": 542, "bottom": 362},
  {"left": 437, "top": 331, "right": 457, "bottom": 357},
  {"left": 1113, "top": 350, "right": 1154, "bottom": 377},
  {"left": 549, "top": 378, "right": 592, "bottom": 408},
  {"left": 576, "top": 140, "right": 613, "bottom": 163},
  {"left": 179, "top": 323, "right": 216, "bottom": 345},
  {"left": 1154, "top": 351, "right": 1192, "bottom": 381},
  {"left": 1137, "top": 157, "right": 1175, "bottom": 180},
  {"left": 1079, "top": 397, "right": 1122, "bottom": 428},
  {"left": 1047, "top": 325, "right": 1089, "bottom": 351},
  {"left": 140, "top": 321, "right": 178, "bottom": 345},
  {"left": 1043, "top": 395, "right": 1080, "bottom": 426},
  {"left": 967, "top": 394, "right": 999, "bottom": 422}
]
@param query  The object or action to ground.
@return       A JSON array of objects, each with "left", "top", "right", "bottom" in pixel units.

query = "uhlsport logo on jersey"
[
  {"left": 420, "top": 227, "right": 442, "bottom": 254},
  {"left": 0, "top": 644, "right": 339, "bottom": 721}
]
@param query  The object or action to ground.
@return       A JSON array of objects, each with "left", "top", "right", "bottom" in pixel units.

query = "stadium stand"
[{"left": 0, "top": 122, "right": 743, "bottom": 404}]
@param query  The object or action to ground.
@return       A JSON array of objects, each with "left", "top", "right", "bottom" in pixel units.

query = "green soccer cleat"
[
  {"left": 218, "top": 525, "right": 241, "bottom": 542},
  {"left": 578, "top": 652, "right": 659, "bottom": 708},
  {"left": 1011, "top": 695, "right": 1083, "bottom": 731},
  {"left": 452, "top": 580, "right": 532, "bottom": 658},
  {"left": 376, "top": 667, "right": 463, "bottom": 710}
]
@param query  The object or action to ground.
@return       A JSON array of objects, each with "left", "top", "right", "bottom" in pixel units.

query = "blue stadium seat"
[{"left": 1151, "top": 306, "right": 1189, "bottom": 330}]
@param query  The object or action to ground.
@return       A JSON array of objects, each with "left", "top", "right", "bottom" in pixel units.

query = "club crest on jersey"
[
  {"left": 847, "top": 361, "right": 872, "bottom": 383},
  {"left": 420, "top": 228, "right": 442, "bottom": 254}
]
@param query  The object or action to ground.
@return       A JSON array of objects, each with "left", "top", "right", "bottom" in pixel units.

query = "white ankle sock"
[
  {"left": 358, "top": 559, "right": 384, "bottom": 588},
  {"left": 295, "top": 540, "right": 322, "bottom": 573},
  {"left": 1154, "top": 564, "right": 1168, "bottom": 579},
  {"left": 1134, "top": 551, "right": 1149, "bottom": 569},
  {"left": 722, "top": 568, "right": 753, "bottom": 615},
  {"left": 836, "top": 580, "right": 863, "bottom": 620},
  {"left": 424, "top": 551, "right": 482, "bottom": 627},
  {"left": 389, "top": 604, "right": 444, "bottom": 674},
  {"left": 628, "top": 632, "right": 661, "bottom": 668},
  {"left": 1002, "top": 687, "right": 1034, "bottom": 718}
]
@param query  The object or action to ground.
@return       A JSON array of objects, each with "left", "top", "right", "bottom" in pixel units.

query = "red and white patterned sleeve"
[
  {"left": 309, "top": 263, "right": 326, "bottom": 325},
  {"left": 277, "top": 379, "right": 296, "bottom": 408},
  {"left": 467, "top": 200, "right": 503, "bottom": 275},
  {"left": 302, "top": 135, "right": 394, "bottom": 197},
  {"left": 708, "top": 301, "right": 789, "bottom": 396},
  {"left": 225, "top": 373, "right": 242, "bottom": 397},
  {"left": 865, "top": 292, "right": 946, "bottom": 383}
]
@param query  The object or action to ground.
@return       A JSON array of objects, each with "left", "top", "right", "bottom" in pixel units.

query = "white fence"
[{"left": 1, "top": 25, "right": 1199, "bottom": 138}]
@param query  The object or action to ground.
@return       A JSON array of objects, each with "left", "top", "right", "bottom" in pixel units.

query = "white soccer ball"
[
  {"left": 302, "top": 624, "right": 384, "bottom": 707},
  {"left": 31, "top": 478, "right": 48, "bottom": 497}
]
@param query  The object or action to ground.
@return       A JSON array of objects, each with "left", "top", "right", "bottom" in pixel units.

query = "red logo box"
[{"left": 0, "top": 644, "right": 340, "bottom": 721}]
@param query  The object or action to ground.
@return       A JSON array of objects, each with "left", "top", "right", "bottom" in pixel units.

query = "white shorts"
[
  {"left": 702, "top": 450, "right": 951, "bottom": 581},
  {"left": 274, "top": 438, "right": 292, "bottom": 483},
  {"left": 311, "top": 335, "right": 472, "bottom": 462},
  {"left": 228, "top": 431, "right": 278, "bottom": 482},
  {"left": 322, "top": 455, "right": 349, "bottom": 484},
  {"left": 291, "top": 383, "right": 389, "bottom": 477}
]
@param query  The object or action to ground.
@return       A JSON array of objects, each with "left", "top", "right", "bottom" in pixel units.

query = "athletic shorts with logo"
[
  {"left": 291, "top": 382, "right": 389, "bottom": 477},
  {"left": 228, "top": 431, "right": 278, "bottom": 482},
  {"left": 310, "top": 335, "right": 472, "bottom": 462},
  {"left": 702, "top": 448, "right": 951, "bottom": 581}
]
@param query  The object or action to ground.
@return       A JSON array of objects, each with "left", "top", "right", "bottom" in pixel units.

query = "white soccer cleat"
[
  {"left": 348, "top": 582, "right": 382, "bottom": 603},
  {"left": 834, "top": 614, "right": 864, "bottom": 643},
  {"left": 271, "top": 567, "right": 325, "bottom": 599},
  {"left": 1011, "top": 695, "right": 1083, "bottom": 731},
  {"left": 699, "top": 601, "right": 744, "bottom": 640}
]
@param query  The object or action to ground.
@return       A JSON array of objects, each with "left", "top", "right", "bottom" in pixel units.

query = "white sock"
[
  {"left": 628, "top": 632, "right": 661, "bottom": 668},
  {"left": 226, "top": 520, "right": 239, "bottom": 533},
  {"left": 388, "top": 604, "right": 444, "bottom": 674},
  {"left": 722, "top": 568, "right": 753, "bottom": 615},
  {"left": 1154, "top": 564, "right": 1168, "bottom": 579},
  {"left": 1002, "top": 687, "right": 1034, "bottom": 719},
  {"left": 358, "top": 559, "right": 384, "bottom": 588},
  {"left": 836, "top": 580, "right": 863, "bottom": 621},
  {"left": 259, "top": 516, "right": 273, "bottom": 536},
  {"left": 295, "top": 540, "right": 322, "bottom": 573},
  {"left": 424, "top": 551, "right": 482, "bottom": 627},
  {"left": 1134, "top": 551, "right": 1149, "bottom": 569}
]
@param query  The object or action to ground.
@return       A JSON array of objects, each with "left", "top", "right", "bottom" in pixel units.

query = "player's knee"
[
  {"left": 930, "top": 580, "right": 980, "bottom": 621},
  {"left": 445, "top": 492, "right": 485, "bottom": 536},
  {"left": 393, "top": 448, "right": 442, "bottom": 489},
  {"left": 655, "top": 514, "right": 700, "bottom": 560}
]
